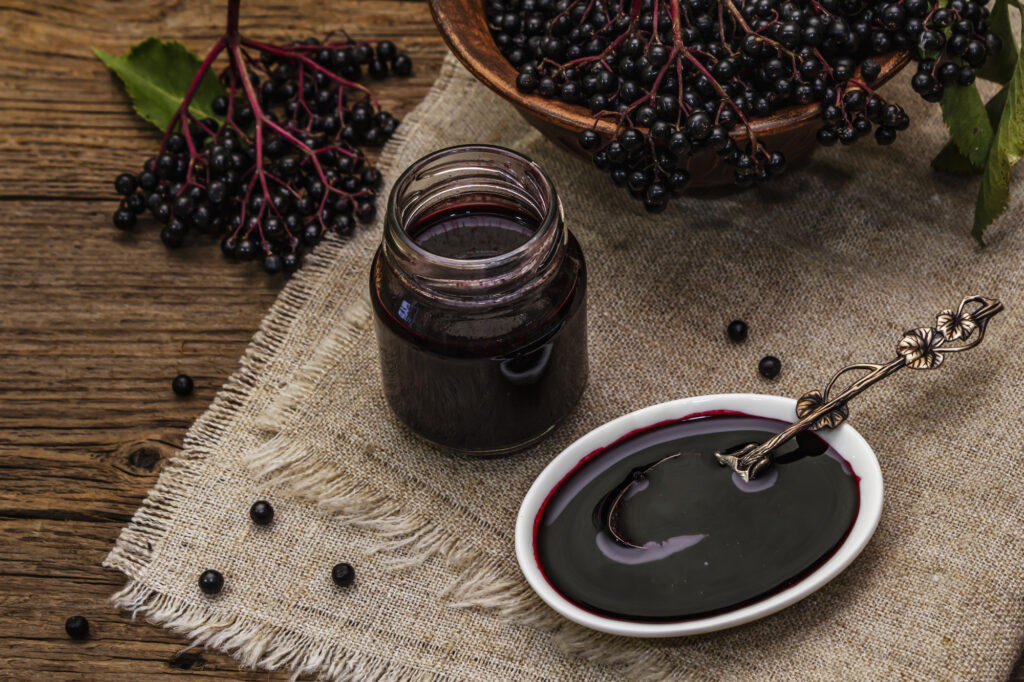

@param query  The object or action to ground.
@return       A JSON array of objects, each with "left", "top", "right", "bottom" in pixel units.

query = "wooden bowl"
[{"left": 428, "top": 0, "right": 911, "bottom": 188}]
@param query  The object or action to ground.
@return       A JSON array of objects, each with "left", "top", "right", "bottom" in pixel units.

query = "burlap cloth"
[{"left": 106, "top": 54, "right": 1024, "bottom": 680}]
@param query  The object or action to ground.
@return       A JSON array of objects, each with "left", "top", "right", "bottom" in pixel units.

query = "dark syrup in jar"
[
  {"left": 534, "top": 413, "right": 860, "bottom": 622},
  {"left": 371, "top": 202, "right": 587, "bottom": 454}
]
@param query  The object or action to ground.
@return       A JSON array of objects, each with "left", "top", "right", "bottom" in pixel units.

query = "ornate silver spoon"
[{"left": 606, "top": 295, "right": 1003, "bottom": 549}]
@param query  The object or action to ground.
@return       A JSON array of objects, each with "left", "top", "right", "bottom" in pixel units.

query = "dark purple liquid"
[
  {"left": 534, "top": 413, "right": 860, "bottom": 622},
  {"left": 371, "top": 203, "right": 587, "bottom": 454},
  {"left": 410, "top": 205, "right": 536, "bottom": 259}
]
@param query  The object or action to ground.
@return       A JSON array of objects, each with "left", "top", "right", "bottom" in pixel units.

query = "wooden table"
[
  {"left": 1, "top": 0, "right": 1021, "bottom": 678},
  {"left": 0, "top": 0, "right": 442, "bottom": 676}
]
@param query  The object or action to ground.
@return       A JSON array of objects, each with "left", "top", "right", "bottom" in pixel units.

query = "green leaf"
[
  {"left": 933, "top": 86, "right": 1009, "bottom": 174},
  {"left": 932, "top": 142, "right": 984, "bottom": 175},
  {"left": 939, "top": 84, "right": 994, "bottom": 168},
  {"left": 973, "top": 40, "right": 1024, "bottom": 243},
  {"left": 94, "top": 38, "right": 225, "bottom": 131},
  {"left": 977, "top": 0, "right": 1018, "bottom": 84}
]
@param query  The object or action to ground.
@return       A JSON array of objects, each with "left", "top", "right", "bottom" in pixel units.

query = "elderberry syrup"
[
  {"left": 371, "top": 145, "right": 588, "bottom": 455},
  {"left": 534, "top": 413, "right": 860, "bottom": 621}
]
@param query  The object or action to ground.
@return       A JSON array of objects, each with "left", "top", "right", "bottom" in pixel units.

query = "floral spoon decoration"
[{"left": 606, "top": 295, "right": 1004, "bottom": 549}]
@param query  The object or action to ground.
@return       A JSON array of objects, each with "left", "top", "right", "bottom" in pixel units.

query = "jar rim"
[{"left": 384, "top": 144, "right": 560, "bottom": 273}]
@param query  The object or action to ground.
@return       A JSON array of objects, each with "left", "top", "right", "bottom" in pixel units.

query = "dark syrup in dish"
[{"left": 534, "top": 412, "right": 860, "bottom": 622}]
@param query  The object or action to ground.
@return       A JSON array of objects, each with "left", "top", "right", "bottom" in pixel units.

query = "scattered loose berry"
[
  {"left": 331, "top": 562, "right": 355, "bottom": 587},
  {"left": 727, "top": 320, "right": 748, "bottom": 343},
  {"left": 249, "top": 500, "right": 274, "bottom": 525},
  {"left": 758, "top": 355, "right": 782, "bottom": 379},
  {"left": 171, "top": 374, "right": 194, "bottom": 396},
  {"left": 65, "top": 615, "right": 90, "bottom": 640},
  {"left": 199, "top": 569, "right": 224, "bottom": 594}
]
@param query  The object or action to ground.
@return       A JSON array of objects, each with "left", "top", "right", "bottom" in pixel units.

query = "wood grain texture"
[
  {"left": 0, "top": 0, "right": 443, "bottom": 677},
  {"left": 0, "top": 0, "right": 1020, "bottom": 678}
]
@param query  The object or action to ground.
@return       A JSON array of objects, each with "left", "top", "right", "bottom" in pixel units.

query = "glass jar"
[{"left": 370, "top": 145, "right": 588, "bottom": 455}]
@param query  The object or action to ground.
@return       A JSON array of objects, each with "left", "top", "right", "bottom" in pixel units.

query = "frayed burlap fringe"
[
  {"left": 104, "top": 228, "right": 363, "bottom": 577},
  {"left": 245, "top": 423, "right": 691, "bottom": 681},
  {"left": 110, "top": 581, "right": 443, "bottom": 681}
]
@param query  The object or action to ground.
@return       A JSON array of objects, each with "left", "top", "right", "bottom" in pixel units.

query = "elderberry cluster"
[
  {"left": 111, "top": 37, "right": 413, "bottom": 274},
  {"left": 487, "top": 0, "right": 1000, "bottom": 209}
]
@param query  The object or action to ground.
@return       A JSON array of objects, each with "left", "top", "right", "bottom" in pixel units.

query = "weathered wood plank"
[{"left": 0, "top": 0, "right": 445, "bottom": 676}]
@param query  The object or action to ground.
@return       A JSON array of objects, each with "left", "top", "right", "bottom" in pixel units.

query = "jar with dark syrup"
[{"left": 370, "top": 145, "right": 588, "bottom": 455}]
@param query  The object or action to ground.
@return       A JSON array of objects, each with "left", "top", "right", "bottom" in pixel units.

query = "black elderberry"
[
  {"left": 838, "top": 127, "right": 858, "bottom": 145},
  {"left": 706, "top": 126, "right": 729, "bottom": 152},
  {"left": 335, "top": 214, "right": 356, "bottom": 234},
  {"left": 331, "top": 562, "right": 355, "bottom": 587},
  {"left": 616, "top": 128, "right": 641, "bottom": 151},
  {"left": 957, "top": 67, "right": 976, "bottom": 87},
  {"left": 667, "top": 170, "right": 691, "bottom": 193},
  {"left": 392, "top": 54, "right": 413, "bottom": 76},
  {"left": 262, "top": 253, "right": 283, "bottom": 274},
  {"left": 516, "top": 71, "right": 538, "bottom": 92},
  {"left": 282, "top": 251, "right": 301, "bottom": 272},
  {"left": 376, "top": 40, "right": 397, "bottom": 62},
  {"left": 355, "top": 201, "right": 376, "bottom": 223},
  {"left": 645, "top": 182, "right": 668, "bottom": 205},
  {"left": 126, "top": 192, "right": 146, "bottom": 214},
  {"left": 635, "top": 105, "right": 657, "bottom": 127},
  {"left": 211, "top": 95, "right": 229, "bottom": 116},
  {"left": 199, "top": 569, "right": 224, "bottom": 595},
  {"left": 138, "top": 170, "right": 157, "bottom": 191},
  {"left": 152, "top": 202, "right": 172, "bottom": 223},
  {"left": 65, "top": 615, "right": 90, "bottom": 640},
  {"left": 114, "top": 173, "right": 137, "bottom": 196},
  {"left": 173, "top": 195, "right": 195, "bottom": 217},
  {"left": 361, "top": 167, "right": 382, "bottom": 188},
  {"left": 368, "top": 59, "right": 388, "bottom": 79},
  {"left": 628, "top": 169, "right": 652, "bottom": 191},
  {"left": 172, "top": 373, "right": 194, "bottom": 396},
  {"left": 250, "top": 500, "right": 275, "bottom": 525},
  {"left": 166, "top": 133, "right": 186, "bottom": 153},
  {"left": 727, "top": 319, "right": 748, "bottom": 342},
  {"left": 236, "top": 238, "right": 257, "bottom": 260},
  {"left": 160, "top": 224, "right": 185, "bottom": 248},
  {"left": 686, "top": 111, "right": 712, "bottom": 141},
  {"left": 578, "top": 129, "right": 600, "bottom": 150},
  {"left": 537, "top": 77, "right": 557, "bottom": 97},
  {"left": 113, "top": 208, "right": 137, "bottom": 231},
  {"left": 301, "top": 225, "right": 322, "bottom": 247},
  {"left": 875, "top": 126, "right": 897, "bottom": 145},
  {"left": 758, "top": 355, "right": 782, "bottom": 379}
]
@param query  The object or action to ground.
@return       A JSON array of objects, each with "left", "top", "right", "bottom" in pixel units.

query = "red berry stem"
[{"left": 110, "top": 0, "right": 412, "bottom": 273}]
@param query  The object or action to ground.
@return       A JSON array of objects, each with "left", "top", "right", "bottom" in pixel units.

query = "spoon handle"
[{"left": 716, "top": 296, "right": 1004, "bottom": 481}]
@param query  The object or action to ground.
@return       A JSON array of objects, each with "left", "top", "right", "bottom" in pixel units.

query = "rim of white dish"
[{"left": 514, "top": 393, "right": 884, "bottom": 638}]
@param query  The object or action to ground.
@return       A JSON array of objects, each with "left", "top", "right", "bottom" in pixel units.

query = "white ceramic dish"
[{"left": 514, "top": 393, "right": 883, "bottom": 638}]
